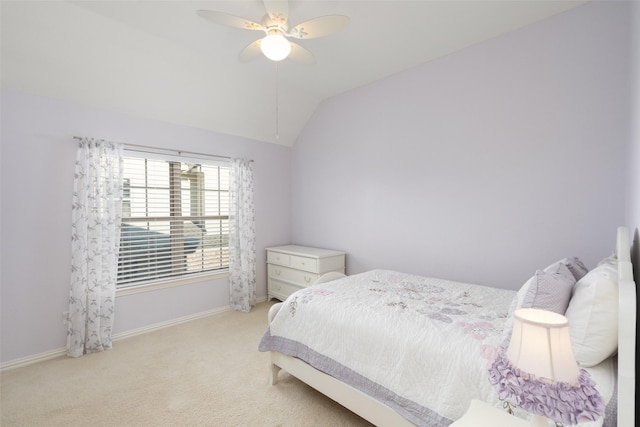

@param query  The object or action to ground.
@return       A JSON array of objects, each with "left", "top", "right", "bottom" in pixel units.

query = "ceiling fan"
[{"left": 197, "top": 0, "right": 350, "bottom": 64}]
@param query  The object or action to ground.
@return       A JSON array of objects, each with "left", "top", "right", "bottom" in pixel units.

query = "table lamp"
[{"left": 488, "top": 308, "right": 604, "bottom": 426}]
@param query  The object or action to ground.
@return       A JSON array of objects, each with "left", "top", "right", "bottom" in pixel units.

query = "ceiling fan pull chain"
[{"left": 275, "top": 62, "right": 279, "bottom": 140}]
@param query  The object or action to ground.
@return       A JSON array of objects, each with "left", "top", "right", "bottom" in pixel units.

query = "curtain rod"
[{"left": 73, "top": 136, "right": 253, "bottom": 163}]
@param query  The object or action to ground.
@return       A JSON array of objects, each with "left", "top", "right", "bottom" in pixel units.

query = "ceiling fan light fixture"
[{"left": 260, "top": 31, "right": 291, "bottom": 61}]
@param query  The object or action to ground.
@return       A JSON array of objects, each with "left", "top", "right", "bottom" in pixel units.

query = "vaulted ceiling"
[{"left": 1, "top": 1, "right": 587, "bottom": 146}]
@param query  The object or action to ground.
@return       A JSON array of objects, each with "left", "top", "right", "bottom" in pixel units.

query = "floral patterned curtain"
[
  {"left": 228, "top": 158, "right": 256, "bottom": 312},
  {"left": 67, "top": 138, "right": 123, "bottom": 357}
]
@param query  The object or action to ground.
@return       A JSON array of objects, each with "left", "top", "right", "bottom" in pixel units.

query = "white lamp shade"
[
  {"left": 260, "top": 32, "right": 291, "bottom": 61},
  {"left": 506, "top": 308, "right": 580, "bottom": 383}
]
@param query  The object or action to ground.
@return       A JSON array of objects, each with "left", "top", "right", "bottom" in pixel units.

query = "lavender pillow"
[
  {"left": 501, "top": 263, "right": 576, "bottom": 347},
  {"left": 544, "top": 257, "right": 589, "bottom": 282},
  {"left": 563, "top": 257, "right": 589, "bottom": 281},
  {"left": 521, "top": 263, "right": 576, "bottom": 313}
]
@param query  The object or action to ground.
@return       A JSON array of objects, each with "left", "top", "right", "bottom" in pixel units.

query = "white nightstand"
[{"left": 450, "top": 400, "right": 529, "bottom": 427}]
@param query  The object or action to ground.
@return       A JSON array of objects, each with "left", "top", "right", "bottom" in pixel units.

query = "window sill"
[{"left": 115, "top": 270, "right": 229, "bottom": 297}]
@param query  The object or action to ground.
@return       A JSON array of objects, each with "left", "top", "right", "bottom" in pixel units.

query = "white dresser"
[{"left": 266, "top": 245, "right": 346, "bottom": 301}]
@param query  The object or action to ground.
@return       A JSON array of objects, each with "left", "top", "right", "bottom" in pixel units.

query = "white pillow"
[{"left": 564, "top": 257, "right": 618, "bottom": 367}]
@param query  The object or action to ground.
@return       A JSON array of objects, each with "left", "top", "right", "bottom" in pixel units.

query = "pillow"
[
  {"left": 564, "top": 257, "right": 618, "bottom": 367},
  {"left": 544, "top": 257, "right": 589, "bottom": 281},
  {"left": 597, "top": 253, "right": 616, "bottom": 267},
  {"left": 501, "top": 263, "right": 576, "bottom": 347},
  {"left": 563, "top": 257, "right": 589, "bottom": 281},
  {"left": 521, "top": 263, "right": 576, "bottom": 313}
]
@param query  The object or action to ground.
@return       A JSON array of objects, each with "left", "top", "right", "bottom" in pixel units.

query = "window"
[{"left": 117, "top": 153, "right": 230, "bottom": 288}]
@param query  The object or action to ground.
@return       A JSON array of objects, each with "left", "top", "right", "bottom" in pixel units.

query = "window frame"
[{"left": 116, "top": 149, "right": 231, "bottom": 293}]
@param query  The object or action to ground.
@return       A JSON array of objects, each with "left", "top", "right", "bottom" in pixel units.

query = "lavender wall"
[
  {"left": 630, "top": 1, "right": 640, "bottom": 273},
  {"left": 630, "top": 3, "right": 640, "bottom": 229},
  {"left": 2, "top": 1, "right": 637, "bottom": 366},
  {"left": 292, "top": 2, "right": 632, "bottom": 290},
  {"left": 0, "top": 89, "right": 291, "bottom": 363}
]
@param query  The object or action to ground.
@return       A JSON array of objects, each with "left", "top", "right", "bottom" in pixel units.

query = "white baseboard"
[
  {"left": 0, "top": 347, "right": 68, "bottom": 372},
  {"left": 111, "top": 305, "right": 231, "bottom": 342},
  {"left": 0, "top": 297, "right": 266, "bottom": 372}
]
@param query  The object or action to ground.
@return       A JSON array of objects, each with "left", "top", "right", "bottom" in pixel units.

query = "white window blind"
[{"left": 117, "top": 153, "right": 230, "bottom": 288}]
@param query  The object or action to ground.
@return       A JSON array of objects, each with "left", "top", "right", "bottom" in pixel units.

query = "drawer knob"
[
  {"left": 275, "top": 269, "right": 281, "bottom": 275},
  {"left": 305, "top": 276, "right": 311, "bottom": 283}
]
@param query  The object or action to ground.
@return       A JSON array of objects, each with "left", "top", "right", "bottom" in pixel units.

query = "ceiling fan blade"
[
  {"left": 239, "top": 39, "right": 263, "bottom": 62},
  {"left": 196, "top": 10, "right": 263, "bottom": 31},
  {"left": 263, "top": 0, "right": 289, "bottom": 26},
  {"left": 289, "top": 15, "right": 350, "bottom": 39},
  {"left": 288, "top": 42, "right": 315, "bottom": 65}
]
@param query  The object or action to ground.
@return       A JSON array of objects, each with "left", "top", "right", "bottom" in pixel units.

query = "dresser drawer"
[
  {"left": 290, "top": 255, "right": 318, "bottom": 273},
  {"left": 268, "top": 264, "right": 319, "bottom": 286},
  {"left": 268, "top": 278, "right": 304, "bottom": 301},
  {"left": 267, "top": 251, "right": 290, "bottom": 266}
]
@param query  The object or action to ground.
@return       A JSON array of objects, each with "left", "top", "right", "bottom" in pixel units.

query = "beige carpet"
[{"left": 1, "top": 301, "right": 373, "bottom": 427}]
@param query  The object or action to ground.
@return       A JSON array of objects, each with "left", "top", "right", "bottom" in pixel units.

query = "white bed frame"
[
  {"left": 616, "top": 226, "right": 636, "bottom": 427},
  {"left": 267, "top": 227, "right": 636, "bottom": 426}
]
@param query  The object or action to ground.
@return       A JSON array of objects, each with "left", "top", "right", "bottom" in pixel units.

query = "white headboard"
[{"left": 616, "top": 226, "right": 636, "bottom": 426}]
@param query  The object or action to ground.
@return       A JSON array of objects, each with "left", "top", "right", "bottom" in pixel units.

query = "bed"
[{"left": 259, "top": 227, "right": 636, "bottom": 426}]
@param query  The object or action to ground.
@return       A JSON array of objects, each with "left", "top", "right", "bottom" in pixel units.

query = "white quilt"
[{"left": 259, "top": 269, "right": 515, "bottom": 426}]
